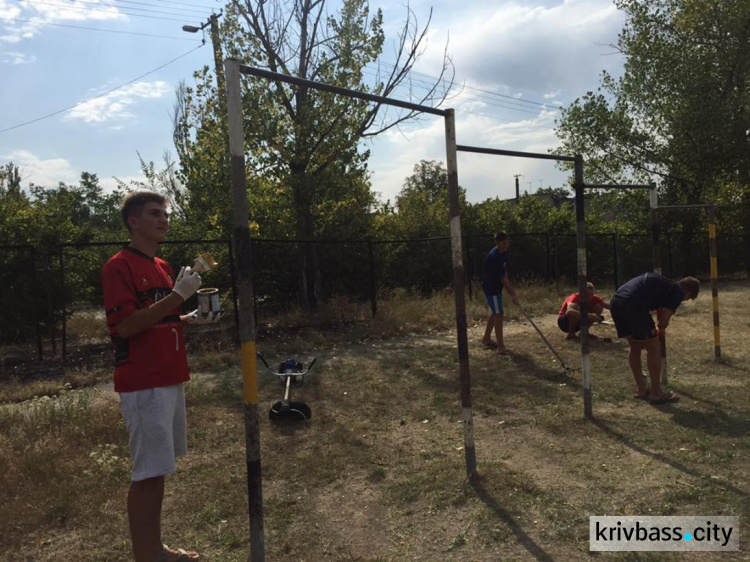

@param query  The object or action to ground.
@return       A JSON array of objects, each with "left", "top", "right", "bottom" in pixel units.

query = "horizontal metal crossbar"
[
  {"left": 584, "top": 183, "right": 653, "bottom": 190},
  {"left": 456, "top": 144, "right": 576, "bottom": 162},
  {"left": 657, "top": 204, "right": 713, "bottom": 210},
  {"left": 237, "top": 63, "right": 447, "bottom": 117}
]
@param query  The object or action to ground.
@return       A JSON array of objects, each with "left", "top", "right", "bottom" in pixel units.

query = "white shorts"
[{"left": 119, "top": 384, "right": 187, "bottom": 482}]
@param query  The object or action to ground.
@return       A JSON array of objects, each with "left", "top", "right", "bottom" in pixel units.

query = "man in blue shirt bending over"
[
  {"left": 610, "top": 273, "right": 700, "bottom": 404},
  {"left": 481, "top": 231, "right": 520, "bottom": 355}
]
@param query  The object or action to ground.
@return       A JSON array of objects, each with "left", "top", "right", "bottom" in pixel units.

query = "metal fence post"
[
  {"left": 60, "top": 248, "right": 67, "bottom": 364},
  {"left": 368, "top": 241, "right": 377, "bottom": 318},
  {"left": 612, "top": 233, "right": 619, "bottom": 289}
]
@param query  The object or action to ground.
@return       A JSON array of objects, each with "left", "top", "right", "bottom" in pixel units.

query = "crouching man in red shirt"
[
  {"left": 102, "top": 191, "right": 220, "bottom": 562},
  {"left": 557, "top": 282, "right": 609, "bottom": 340}
]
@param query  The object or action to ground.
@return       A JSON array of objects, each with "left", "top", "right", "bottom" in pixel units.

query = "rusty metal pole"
[
  {"left": 650, "top": 185, "right": 667, "bottom": 386},
  {"left": 444, "top": 109, "right": 476, "bottom": 478},
  {"left": 225, "top": 58, "right": 265, "bottom": 561},
  {"left": 574, "top": 156, "right": 592, "bottom": 418}
]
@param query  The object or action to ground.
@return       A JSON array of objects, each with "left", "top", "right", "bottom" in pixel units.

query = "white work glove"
[
  {"left": 185, "top": 309, "right": 225, "bottom": 325},
  {"left": 172, "top": 266, "right": 202, "bottom": 301}
]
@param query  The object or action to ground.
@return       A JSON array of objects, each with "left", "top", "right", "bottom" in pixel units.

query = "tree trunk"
[{"left": 292, "top": 170, "right": 320, "bottom": 311}]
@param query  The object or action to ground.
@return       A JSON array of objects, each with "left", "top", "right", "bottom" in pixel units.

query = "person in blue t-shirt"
[
  {"left": 610, "top": 273, "right": 700, "bottom": 404},
  {"left": 481, "top": 231, "right": 520, "bottom": 354}
]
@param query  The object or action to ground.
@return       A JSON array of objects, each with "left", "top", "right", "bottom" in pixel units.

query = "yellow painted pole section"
[{"left": 242, "top": 341, "right": 259, "bottom": 404}]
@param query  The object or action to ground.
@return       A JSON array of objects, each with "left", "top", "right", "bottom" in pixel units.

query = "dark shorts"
[
  {"left": 609, "top": 296, "right": 657, "bottom": 340},
  {"left": 557, "top": 315, "right": 572, "bottom": 333}
]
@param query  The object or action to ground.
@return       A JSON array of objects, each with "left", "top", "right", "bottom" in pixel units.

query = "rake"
[{"left": 517, "top": 304, "right": 580, "bottom": 374}]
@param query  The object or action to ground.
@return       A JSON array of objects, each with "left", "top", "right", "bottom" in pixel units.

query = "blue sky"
[{"left": 0, "top": 0, "right": 626, "bottom": 204}]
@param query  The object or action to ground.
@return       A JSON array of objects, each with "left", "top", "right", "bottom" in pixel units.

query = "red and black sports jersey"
[
  {"left": 558, "top": 293, "right": 606, "bottom": 318},
  {"left": 101, "top": 246, "right": 189, "bottom": 393}
]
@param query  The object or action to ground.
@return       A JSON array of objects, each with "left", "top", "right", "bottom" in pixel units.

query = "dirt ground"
[{"left": 2, "top": 281, "right": 749, "bottom": 561}]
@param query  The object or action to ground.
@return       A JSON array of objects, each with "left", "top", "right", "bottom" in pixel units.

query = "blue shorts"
[{"left": 485, "top": 293, "right": 504, "bottom": 315}]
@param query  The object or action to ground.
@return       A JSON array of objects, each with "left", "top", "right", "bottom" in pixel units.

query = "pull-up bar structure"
[
  {"left": 650, "top": 200, "right": 721, "bottom": 386},
  {"left": 456, "top": 145, "right": 596, "bottom": 417},
  {"left": 225, "top": 59, "right": 478, "bottom": 560},
  {"left": 586, "top": 185, "right": 721, "bottom": 385}
]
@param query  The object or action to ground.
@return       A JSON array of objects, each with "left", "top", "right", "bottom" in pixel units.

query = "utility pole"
[
  {"left": 182, "top": 13, "right": 231, "bottom": 214},
  {"left": 513, "top": 174, "right": 522, "bottom": 203},
  {"left": 183, "top": 13, "right": 225, "bottom": 106}
]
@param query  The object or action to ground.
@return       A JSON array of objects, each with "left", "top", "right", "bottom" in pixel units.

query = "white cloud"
[
  {"left": 367, "top": 98, "right": 571, "bottom": 204},
  {"left": 366, "top": 1, "right": 623, "bottom": 203},
  {"left": 2, "top": 149, "right": 78, "bottom": 186},
  {"left": 0, "top": 50, "right": 36, "bottom": 64},
  {"left": 65, "top": 81, "right": 171, "bottom": 124},
  {"left": 413, "top": 0, "right": 625, "bottom": 95},
  {"left": 0, "top": 0, "right": 125, "bottom": 43}
]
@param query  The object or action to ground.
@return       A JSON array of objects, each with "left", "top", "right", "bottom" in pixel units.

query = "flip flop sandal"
[
  {"left": 154, "top": 545, "right": 200, "bottom": 562},
  {"left": 649, "top": 390, "right": 679, "bottom": 405},
  {"left": 633, "top": 388, "right": 650, "bottom": 400},
  {"left": 481, "top": 341, "right": 497, "bottom": 349}
]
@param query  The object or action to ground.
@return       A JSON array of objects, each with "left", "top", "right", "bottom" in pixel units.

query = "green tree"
[
  {"left": 387, "top": 160, "right": 468, "bottom": 239},
  {"left": 555, "top": 0, "right": 750, "bottom": 268},
  {"left": 0, "top": 163, "right": 33, "bottom": 246},
  {"left": 176, "top": 0, "right": 452, "bottom": 308}
]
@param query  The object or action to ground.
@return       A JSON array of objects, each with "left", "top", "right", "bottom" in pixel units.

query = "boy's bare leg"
[
  {"left": 644, "top": 337, "right": 664, "bottom": 397},
  {"left": 627, "top": 338, "right": 649, "bottom": 397},
  {"left": 495, "top": 314, "right": 507, "bottom": 353},
  {"left": 482, "top": 315, "right": 495, "bottom": 346},
  {"left": 128, "top": 476, "right": 165, "bottom": 562}
]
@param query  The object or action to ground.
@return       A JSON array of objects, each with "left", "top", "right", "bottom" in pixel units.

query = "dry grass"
[{"left": 1, "top": 281, "right": 749, "bottom": 561}]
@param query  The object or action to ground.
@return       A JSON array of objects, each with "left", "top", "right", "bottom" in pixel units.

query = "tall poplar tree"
[{"left": 176, "top": 0, "right": 452, "bottom": 309}]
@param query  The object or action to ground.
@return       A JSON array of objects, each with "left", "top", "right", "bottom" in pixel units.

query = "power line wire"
[
  {"left": 11, "top": 0, "right": 195, "bottom": 23},
  {"left": 155, "top": 0, "right": 218, "bottom": 10},
  {"left": 367, "top": 60, "right": 563, "bottom": 112},
  {"left": 113, "top": 0, "right": 216, "bottom": 16},
  {"left": 359, "top": 67, "right": 553, "bottom": 117},
  {"left": 0, "top": 43, "right": 204, "bottom": 134},
  {"left": 3, "top": 18, "right": 202, "bottom": 40}
]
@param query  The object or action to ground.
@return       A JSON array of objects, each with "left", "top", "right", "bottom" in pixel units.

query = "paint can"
[{"left": 197, "top": 288, "right": 221, "bottom": 318}]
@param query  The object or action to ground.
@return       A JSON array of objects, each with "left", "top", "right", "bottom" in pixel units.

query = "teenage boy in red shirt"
[{"left": 102, "top": 191, "right": 221, "bottom": 562}]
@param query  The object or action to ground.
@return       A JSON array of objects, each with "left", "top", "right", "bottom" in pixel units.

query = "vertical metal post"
[
  {"left": 553, "top": 235, "right": 559, "bottom": 282},
  {"left": 225, "top": 59, "right": 266, "bottom": 561},
  {"left": 574, "top": 156, "right": 592, "bottom": 418},
  {"left": 545, "top": 233, "right": 552, "bottom": 282},
  {"left": 612, "top": 233, "right": 619, "bottom": 289},
  {"left": 708, "top": 205, "right": 721, "bottom": 359},
  {"left": 226, "top": 239, "right": 241, "bottom": 341},
  {"left": 30, "top": 246, "right": 43, "bottom": 360},
  {"left": 60, "top": 248, "right": 67, "bottom": 363},
  {"left": 650, "top": 185, "right": 667, "bottom": 386},
  {"left": 667, "top": 232, "right": 674, "bottom": 277},
  {"left": 466, "top": 235, "right": 473, "bottom": 302},
  {"left": 368, "top": 241, "right": 377, "bottom": 319},
  {"left": 444, "top": 109, "right": 476, "bottom": 477}
]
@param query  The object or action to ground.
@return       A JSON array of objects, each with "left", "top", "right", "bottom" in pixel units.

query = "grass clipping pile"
[{"left": 1, "top": 283, "right": 749, "bottom": 561}]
